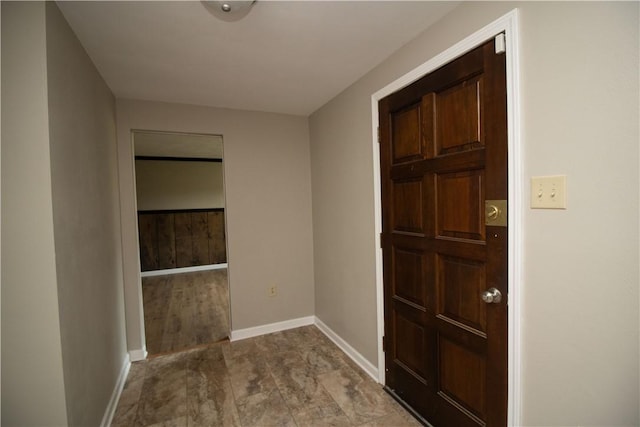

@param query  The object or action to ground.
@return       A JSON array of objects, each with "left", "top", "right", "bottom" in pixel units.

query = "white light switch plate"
[{"left": 531, "top": 175, "right": 567, "bottom": 209}]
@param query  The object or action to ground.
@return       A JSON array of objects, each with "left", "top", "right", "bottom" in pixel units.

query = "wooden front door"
[{"left": 379, "top": 37, "right": 508, "bottom": 427}]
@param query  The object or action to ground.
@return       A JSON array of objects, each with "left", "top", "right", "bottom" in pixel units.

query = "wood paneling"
[
  {"left": 207, "top": 211, "right": 226, "bottom": 264},
  {"left": 157, "top": 214, "right": 176, "bottom": 269},
  {"left": 138, "top": 209, "right": 226, "bottom": 271},
  {"left": 138, "top": 214, "right": 158, "bottom": 271},
  {"left": 174, "top": 213, "right": 192, "bottom": 268},
  {"left": 191, "top": 212, "right": 209, "bottom": 266}
]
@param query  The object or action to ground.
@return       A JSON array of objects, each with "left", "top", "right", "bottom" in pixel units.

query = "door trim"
[{"left": 370, "top": 9, "right": 522, "bottom": 426}]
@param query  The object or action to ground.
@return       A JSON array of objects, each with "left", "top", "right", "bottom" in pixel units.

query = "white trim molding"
[
  {"left": 140, "top": 263, "right": 228, "bottom": 278},
  {"left": 370, "top": 9, "right": 522, "bottom": 426},
  {"left": 100, "top": 354, "right": 131, "bottom": 427},
  {"left": 230, "top": 316, "right": 315, "bottom": 341},
  {"left": 129, "top": 348, "right": 148, "bottom": 362},
  {"left": 314, "top": 318, "right": 379, "bottom": 381}
]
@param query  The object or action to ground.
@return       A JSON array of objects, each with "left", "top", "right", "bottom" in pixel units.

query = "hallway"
[{"left": 111, "top": 326, "right": 420, "bottom": 426}]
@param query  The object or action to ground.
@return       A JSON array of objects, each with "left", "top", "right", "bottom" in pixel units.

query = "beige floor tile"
[
  {"left": 143, "top": 416, "right": 187, "bottom": 427},
  {"left": 221, "top": 337, "right": 259, "bottom": 362},
  {"left": 135, "top": 355, "right": 188, "bottom": 426},
  {"left": 235, "top": 388, "right": 297, "bottom": 427},
  {"left": 113, "top": 323, "right": 424, "bottom": 427},
  {"left": 226, "top": 352, "right": 279, "bottom": 401},
  {"left": 356, "top": 409, "right": 424, "bottom": 427},
  {"left": 290, "top": 401, "right": 353, "bottom": 427},
  {"left": 187, "top": 378, "right": 240, "bottom": 426},
  {"left": 254, "top": 330, "right": 299, "bottom": 354},
  {"left": 112, "top": 362, "right": 148, "bottom": 425},
  {"left": 300, "top": 342, "right": 351, "bottom": 375},
  {"left": 282, "top": 325, "right": 332, "bottom": 350},
  {"left": 318, "top": 366, "right": 399, "bottom": 425},
  {"left": 269, "top": 360, "right": 336, "bottom": 411}
]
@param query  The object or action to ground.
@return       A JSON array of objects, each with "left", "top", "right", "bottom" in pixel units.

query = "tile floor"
[{"left": 111, "top": 325, "right": 421, "bottom": 427}]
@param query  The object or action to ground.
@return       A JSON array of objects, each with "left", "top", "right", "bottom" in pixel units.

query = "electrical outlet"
[{"left": 267, "top": 285, "right": 277, "bottom": 297}]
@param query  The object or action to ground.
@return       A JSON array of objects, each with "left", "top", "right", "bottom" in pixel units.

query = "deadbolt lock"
[{"left": 485, "top": 200, "right": 507, "bottom": 227}]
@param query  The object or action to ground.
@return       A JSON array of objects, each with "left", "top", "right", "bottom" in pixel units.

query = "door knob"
[{"left": 481, "top": 287, "right": 502, "bottom": 304}]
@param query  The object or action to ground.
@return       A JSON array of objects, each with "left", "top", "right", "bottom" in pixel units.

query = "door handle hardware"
[
  {"left": 487, "top": 205, "right": 499, "bottom": 220},
  {"left": 485, "top": 200, "right": 507, "bottom": 227},
  {"left": 481, "top": 287, "right": 502, "bottom": 304}
]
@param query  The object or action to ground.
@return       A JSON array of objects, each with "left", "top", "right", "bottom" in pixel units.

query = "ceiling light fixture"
[{"left": 202, "top": 1, "right": 257, "bottom": 22}]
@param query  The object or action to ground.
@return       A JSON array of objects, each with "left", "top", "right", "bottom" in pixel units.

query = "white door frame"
[{"left": 370, "top": 9, "right": 522, "bottom": 426}]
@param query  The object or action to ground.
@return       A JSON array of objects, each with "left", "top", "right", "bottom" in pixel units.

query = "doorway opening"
[{"left": 132, "top": 130, "right": 231, "bottom": 356}]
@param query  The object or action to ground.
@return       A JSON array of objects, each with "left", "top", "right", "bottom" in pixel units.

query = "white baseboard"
[
  {"left": 100, "top": 354, "right": 131, "bottom": 427},
  {"left": 129, "top": 348, "right": 148, "bottom": 362},
  {"left": 141, "top": 263, "right": 228, "bottom": 278},
  {"left": 230, "top": 316, "right": 315, "bottom": 341},
  {"left": 314, "top": 317, "right": 379, "bottom": 382}
]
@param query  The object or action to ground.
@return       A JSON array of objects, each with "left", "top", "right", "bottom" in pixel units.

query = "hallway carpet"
[
  {"left": 111, "top": 326, "right": 421, "bottom": 426},
  {"left": 142, "top": 269, "right": 230, "bottom": 355}
]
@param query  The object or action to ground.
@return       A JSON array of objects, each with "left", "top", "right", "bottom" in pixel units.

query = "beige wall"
[
  {"left": 1, "top": 3, "right": 128, "bottom": 424},
  {"left": 135, "top": 160, "right": 225, "bottom": 211},
  {"left": 309, "top": 2, "right": 639, "bottom": 426},
  {"left": 45, "top": 2, "right": 127, "bottom": 425},
  {"left": 1, "top": 2, "right": 68, "bottom": 425},
  {"left": 117, "top": 99, "right": 315, "bottom": 351}
]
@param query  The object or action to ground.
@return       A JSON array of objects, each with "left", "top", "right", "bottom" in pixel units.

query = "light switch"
[{"left": 531, "top": 175, "right": 567, "bottom": 209}]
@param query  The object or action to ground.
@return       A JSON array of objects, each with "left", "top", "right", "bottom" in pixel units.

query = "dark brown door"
[{"left": 379, "top": 37, "right": 507, "bottom": 427}]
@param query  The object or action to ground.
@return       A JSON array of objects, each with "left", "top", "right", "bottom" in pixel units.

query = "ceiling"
[{"left": 57, "top": 1, "right": 458, "bottom": 116}]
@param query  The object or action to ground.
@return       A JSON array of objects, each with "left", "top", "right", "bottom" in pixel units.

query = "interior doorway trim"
[
  {"left": 130, "top": 129, "right": 231, "bottom": 358},
  {"left": 370, "top": 9, "right": 522, "bottom": 426}
]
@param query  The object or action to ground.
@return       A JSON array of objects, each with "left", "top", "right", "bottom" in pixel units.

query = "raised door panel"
[
  {"left": 438, "top": 255, "right": 487, "bottom": 333},
  {"left": 393, "top": 309, "right": 430, "bottom": 384},
  {"left": 391, "top": 104, "right": 424, "bottom": 164},
  {"left": 393, "top": 247, "right": 426, "bottom": 307},
  {"left": 435, "top": 78, "right": 483, "bottom": 155},
  {"left": 436, "top": 170, "right": 485, "bottom": 241},
  {"left": 438, "top": 336, "right": 486, "bottom": 423},
  {"left": 392, "top": 179, "right": 425, "bottom": 235}
]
